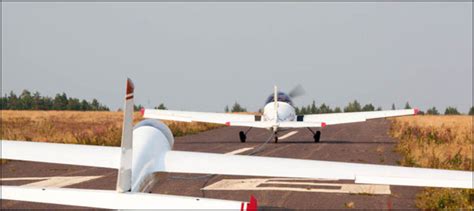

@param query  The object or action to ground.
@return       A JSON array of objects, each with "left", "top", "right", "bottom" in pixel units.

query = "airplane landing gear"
[
  {"left": 313, "top": 131, "right": 321, "bottom": 143},
  {"left": 239, "top": 127, "right": 253, "bottom": 143},
  {"left": 239, "top": 131, "right": 246, "bottom": 143},
  {"left": 273, "top": 131, "right": 278, "bottom": 144},
  {"left": 307, "top": 127, "right": 321, "bottom": 143}
]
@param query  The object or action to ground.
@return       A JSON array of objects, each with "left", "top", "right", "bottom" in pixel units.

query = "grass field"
[
  {"left": 390, "top": 115, "right": 473, "bottom": 209},
  {"left": 0, "top": 110, "right": 222, "bottom": 146}
]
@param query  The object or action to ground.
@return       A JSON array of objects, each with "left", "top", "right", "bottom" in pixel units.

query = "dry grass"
[
  {"left": 1, "top": 110, "right": 222, "bottom": 146},
  {"left": 390, "top": 115, "right": 473, "bottom": 209}
]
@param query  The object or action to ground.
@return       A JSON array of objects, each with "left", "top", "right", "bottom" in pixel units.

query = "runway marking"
[
  {"left": 279, "top": 131, "right": 298, "bottom": 140},
  {"left": 1, "top": 176, "right": 103, "bottom": 188},
  {"left": 202, "top": 178, "right": 391, "bottom": 195},
  {"left": 226, "top": 147, "right": 255, "bottom": 155}
]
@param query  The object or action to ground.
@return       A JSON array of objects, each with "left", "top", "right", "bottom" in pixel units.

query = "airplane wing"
[
  {"left": 1, "top": 186, "right": 254, "bottom": 210},
  {"left": 1, "top": 140, "right": 120, "bottom": 169},
  {"left": 142, "top": 108, "right": 258, "bottom": 125},
  {"left": 161, "top": 151, "right": 472, "bottom": 189},
  {"left": 2, "top": 140, "right": 471, "bottom": 189},
  {"left": 302, "top": 109, "right": 418, "bottom": 125}
]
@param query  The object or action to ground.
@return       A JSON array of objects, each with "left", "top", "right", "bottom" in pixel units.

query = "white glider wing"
[
  {"left": 161, "top": 151, "right": 472, "bottom": 189},
  {"left": 1, "top": 140, "right": 120, "bottom": 169},
  {"left": 142, "top": 108, "right": 257, "bottom": 125},
  {"left": 2, "top": 140, "right": 471, "bottom": 189},
  {"left": 302, "top": 109, "right": 417, "bottom": 125},
  {"left": 1, "top": 186, "right": 251, "bottom": 209}
]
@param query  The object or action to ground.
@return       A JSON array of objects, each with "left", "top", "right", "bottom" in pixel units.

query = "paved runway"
[{"left": 1, "top": 119, "right": 420, "bottom": 209}]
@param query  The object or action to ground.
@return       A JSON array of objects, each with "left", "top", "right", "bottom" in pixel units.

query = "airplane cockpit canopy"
[{"left": 265, "top": 92, "right": 293, "bottom": 105}]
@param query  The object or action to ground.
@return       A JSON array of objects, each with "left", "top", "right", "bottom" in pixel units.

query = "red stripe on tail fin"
[{"left": 126, "top": 79, "right": 135, "bottom": 95}]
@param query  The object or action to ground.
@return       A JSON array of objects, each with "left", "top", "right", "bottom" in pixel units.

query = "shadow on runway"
[
  {"left": 177, "top": 140, "right": 394, "bottom": 145},
  {"left": 284, "top": 140, "right": 395, "bottom": 145}
]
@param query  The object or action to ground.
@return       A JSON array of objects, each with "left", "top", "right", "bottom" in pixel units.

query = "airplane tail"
[{"left": 116, "top": 78, "right": 135, "bottom": 192}]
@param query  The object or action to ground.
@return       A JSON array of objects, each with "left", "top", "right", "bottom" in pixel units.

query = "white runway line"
[
  {"left": 202, "top": 178, "right": 391, "bottom": 195},
  {"left": 1, "top": 176, "right": 103, "bottom": 188},
  {"left": 225, "top": 147, "right": 255, "bottom": 155},
  {"left": 279, "top": 131, "right": 298, "bottom": 140}
]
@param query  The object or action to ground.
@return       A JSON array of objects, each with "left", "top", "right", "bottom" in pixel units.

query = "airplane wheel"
[
  {"left": 239, "top": 131, "right": 246, "bottom": 143},
  {"left": 314, "top": 131, "right": 321, "bottom": 143},
  {"left": 274, "top": 136, "right": 278, "bottom": 143}
]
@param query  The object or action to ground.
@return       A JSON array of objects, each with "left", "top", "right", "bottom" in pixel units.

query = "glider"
[
  {"left": 1, "top": 79, "right": 472, "bottom": 209},
  {"left": 142, "top": 85, "right": 418, "bottom": 143}
]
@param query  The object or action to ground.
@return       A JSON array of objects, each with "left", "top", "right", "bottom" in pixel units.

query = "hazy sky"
[{"left": 2, "top": 2, "right": 472, "bottom": 112}]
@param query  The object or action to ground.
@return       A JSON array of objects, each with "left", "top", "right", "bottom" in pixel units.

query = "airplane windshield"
[{"left": 265, "top": 92, "right": 293, "bottom": 105}]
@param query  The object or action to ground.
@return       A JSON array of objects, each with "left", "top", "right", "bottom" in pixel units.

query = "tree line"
[
  {"left": 225, "top": 100, "right": 474, "bottom": 116},
  {"left": 224, "top": 102, "right": 247, "bottom": 113},
  {"left": 2, "top": 90, "right": 473, "bottom": 116},
  {"left": 1, "top": 90, "right": 109, "bottom": 111}
]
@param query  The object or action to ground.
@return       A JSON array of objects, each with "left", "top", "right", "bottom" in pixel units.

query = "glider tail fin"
[{"left": 116, "top": 78, "right": 135, "bottom": 192}]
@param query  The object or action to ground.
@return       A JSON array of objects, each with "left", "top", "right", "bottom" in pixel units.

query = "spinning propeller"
[{"left": 288, "top": 84, "right": 305, "bottom": 98}]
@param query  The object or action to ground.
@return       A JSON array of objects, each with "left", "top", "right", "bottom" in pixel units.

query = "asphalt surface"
[{"left": 1, "top": 119, "right": 421, "bottom": 209}]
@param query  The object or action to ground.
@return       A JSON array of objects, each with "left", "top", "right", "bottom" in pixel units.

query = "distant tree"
[
  {"left": 0, "top": 94, "right": 7, "bottom": 109},
  {"left": 344, "top": 100, "right": 362, "bottom": 112},
  {"left": 1, "top": 90, "right": 108, "bottom": 111},
  {"left": 391, "top": 103, "right": 396, "bottom": 110},
  {"left": 53, "top": 93, "right": 68, "bottom": 110},
  {"left": 444, "top": 106, "right": 460, "bottom": 115},
  {"left": 20, "top": 90, "right": 33, "bottom": 110},
  {"left": 469, "top": 107, "right": 474, "bottom": 115},
  {"left": 224, "top": 105, "right": 229, "bottom": 113},
  {"left": 155, "top": 103, "right": 167, "bottom": 110},
  {"left": 32, "top": 91, "right": 42, "bottom": 110},
  {"left": 7, "top": 91, "right": 18, "bottom": 110},
  {"left": 80, "top": 100, "right": 91, "bottom": 111},
  {"left": 319, "top": 103, "right": 332, "bottom": 113},
  {"left": 404, "top": 102, "right": 412, "bottom": 109},
  {"left": 426, "top": 107, "right": 439, "bottom": 115},
  {"left": 310, "top": 101, "right": 318, "bottom": 114},
  {"left": 91, "top": 99, "right": 100, "bottom": 110},
  {"left": 134, "top": 104, "right": 143, "bottom": 112},
  {"left": 294, "top": 106, "right": 300, "bottom": 115},
  {"left": 333, "top": 107, "right": 342, "bottom": 113},
  {"left": 376, "top": 106, "right": 382, "bottom": 111},
  {"left": 231, "top": 102, "right": 247, "bottom": 112},
  {"left": 67, "top": 98, "right": 81, "bottom": 110},
  {"left": 300, "top": 106, "right": 307, "bottom": 114},
  {"left": 43, "top": 96, "right": 53, "bottom": 110},
  {"left": 362, "top": 103, "right": 375, "bottom": 111}
]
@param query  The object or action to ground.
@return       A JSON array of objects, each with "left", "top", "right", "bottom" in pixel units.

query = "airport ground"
[{"left": 1, "top": 119, "right": 424, "bottom": 209}]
